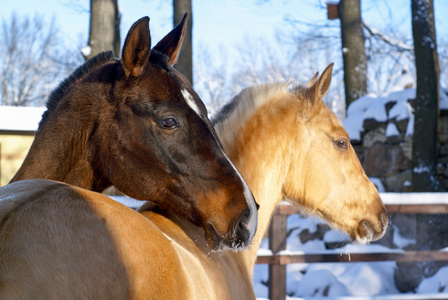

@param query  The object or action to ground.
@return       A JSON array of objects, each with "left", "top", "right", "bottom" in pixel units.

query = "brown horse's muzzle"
[{"left": 200, "top": 185, "right": 258, "bottom": 251}]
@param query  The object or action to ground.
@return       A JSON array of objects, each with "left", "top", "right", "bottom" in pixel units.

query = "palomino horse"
[
  {"left": 8, "top": 14, "right": 258, "bottom": 249},
  {"left": 0, "top": 64, "right": 387, "bottom": 299}
]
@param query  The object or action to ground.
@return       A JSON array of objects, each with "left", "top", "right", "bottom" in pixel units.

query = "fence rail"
[{"left": 256, "top": 194, "right": 448, "bottom": 300}]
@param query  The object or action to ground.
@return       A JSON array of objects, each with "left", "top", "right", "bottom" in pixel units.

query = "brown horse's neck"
[
  {"left": 11, "top": 52, "right": 117, "bottom": 191},
  {"left": 11, "top": 107, "right": 107, "bottom": 191}
]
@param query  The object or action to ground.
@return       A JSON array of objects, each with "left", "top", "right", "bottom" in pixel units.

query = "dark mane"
[{"left": 42, "top": 51, "right": 116, "bottom": 123}]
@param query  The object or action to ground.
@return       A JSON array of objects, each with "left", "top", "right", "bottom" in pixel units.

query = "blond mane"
[{"left": 213, "top": 82, "right": 297, "bottom": 150}]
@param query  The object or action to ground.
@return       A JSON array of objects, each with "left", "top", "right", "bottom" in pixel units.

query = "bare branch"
[
  {"left": 0, "top": 13, "right": 83, "bottom": 106},
  {"left": 363, "top": 22, "right": 414, "bottom": 52}
]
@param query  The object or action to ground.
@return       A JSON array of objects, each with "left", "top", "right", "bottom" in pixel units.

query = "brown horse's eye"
[
  {"left": 159, "top": 118, "right": 179, "bottom": 129},
  {"left": 335, "top": 139, "right": 348, "bottom": 150}
]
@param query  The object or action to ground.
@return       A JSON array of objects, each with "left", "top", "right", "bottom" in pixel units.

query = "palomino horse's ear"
[
  {"left": 121, "top": 16, "right": 151, "bottom": 77},
  {"left": 305, "top": 72, "right": 319, "bottom": 87},
  {"left": 153, "top": 12, "right": 188, "bottom": 65},
  {"left": 311, "top": 63, "right": 334, "bottom": 99}
]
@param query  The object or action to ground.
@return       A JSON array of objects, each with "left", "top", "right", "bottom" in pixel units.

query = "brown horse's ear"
[
  {"left": 305, "top": 72, "right": 319, "bottom": 87},
  {"left": 311, "top": 63, "right": 334, "bottom": 99},
  {"left": 153, "top": 12, "right": 188, "bottom": 65},
  {"left": 121, "top": 16, "right": 151, "bottom": 77}
]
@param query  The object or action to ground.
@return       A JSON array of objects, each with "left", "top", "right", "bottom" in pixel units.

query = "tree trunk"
[
  {"left": 173, "top": 0, "right": 193, "bottom": 84},
  {"left": 339, "top": 0, "right": 367, "bottom": 107},
  {"left": 84, "top": 0, "right": 121, "bottom": 60},
  {"left": 411, "top": 0, "right": 440, "bottom": 192},
  {"left": 394, "top": 0, "right": 444, "bottom": 293}
]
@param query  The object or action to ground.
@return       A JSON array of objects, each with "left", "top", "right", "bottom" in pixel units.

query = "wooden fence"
[{"left": 256, "top": 193, "right": 448, "bottom": 300}]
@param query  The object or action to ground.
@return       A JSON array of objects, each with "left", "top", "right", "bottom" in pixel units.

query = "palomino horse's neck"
[{"left": 214, "top": 83, "right": 301, "bottom": 275}]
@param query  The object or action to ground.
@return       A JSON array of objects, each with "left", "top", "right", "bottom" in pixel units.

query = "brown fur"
[{"left": 0, "top": 64, "right": 386, "bottom": 299}]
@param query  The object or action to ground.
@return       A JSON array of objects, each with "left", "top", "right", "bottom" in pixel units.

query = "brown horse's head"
[
  {"left": 282, "top": 64, "right": 387, "bottom": 243},
  {"left": 12, "top": 15, "right": 257, "bottom": 250}
]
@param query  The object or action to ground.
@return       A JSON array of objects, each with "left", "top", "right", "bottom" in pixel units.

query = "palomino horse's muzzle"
[{"left": 355, "top": 210, "right": 388, "bottom": 244}]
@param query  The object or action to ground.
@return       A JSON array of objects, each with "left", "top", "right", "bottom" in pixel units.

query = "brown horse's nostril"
[{"left": 234, "top": 209, "right": 251, "bottom": 248}]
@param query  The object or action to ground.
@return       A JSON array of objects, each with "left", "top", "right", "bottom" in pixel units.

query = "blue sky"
[{"left": 2, "top": 0, "right": 447, "bottom": 60}]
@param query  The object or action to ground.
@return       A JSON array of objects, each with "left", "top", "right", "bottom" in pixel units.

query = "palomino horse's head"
[
  {"left": 282, "top": 64, "right": 387, "bottom": 243},
  {"left": 13, "top": 15, "right": 257, "bottom": 250}
]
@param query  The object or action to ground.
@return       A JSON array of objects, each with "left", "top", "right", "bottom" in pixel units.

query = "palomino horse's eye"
[
  {"left": 335, "top": 138, "right": 348, "bottom": 150},
  {"left": 159, "top": 118, "right": 179, "bottom": 129}
]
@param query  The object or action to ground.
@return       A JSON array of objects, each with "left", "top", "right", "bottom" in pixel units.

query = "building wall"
[{"left": 0, "top": 132, "right": 35, "bottom": 186}]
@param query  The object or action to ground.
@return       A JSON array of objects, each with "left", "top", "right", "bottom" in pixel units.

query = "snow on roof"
[{"left": 0, "top": 106, "right": 46, "bottom": 132}]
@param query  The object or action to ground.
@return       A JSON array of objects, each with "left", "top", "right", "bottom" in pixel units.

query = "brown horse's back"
[{"left": 0, "top": 180, "right": 187, "bottom": 299}]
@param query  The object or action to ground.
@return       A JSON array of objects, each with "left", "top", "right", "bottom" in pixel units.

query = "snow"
[
  {"left": 362, "top": 96, "right": 388, "bottom": 123},
  {"left": 379, "top": 192, "right": 448, "bottom": 205},
  {"left": 0, "top": 106, "right": 46, "bottom": 131},
  {"left": 346, "top": 94, "right": 378, "bottom": 116},
  {"left": 110, "top": 196, "right": 142, "bottom": 209},
  {"left": 405, "top": 113, "right": 415, "bottom": 136},
  {"left": 392, "top": 225, "right": 415, "bottom": 249},
  {"left": 342, "top": 112, "right": 364, "bottom": 141},
  {"left": 370, "top": 177, "right": 386, "bottom": 192},
  {"left": 440, "top": 88, "right": 448, "bottom": 110},
  {"left": 81, "top": 45, "right": 92, "bottom": 57},
  {"left": 388, "top": 98, "right": 413, "bottom": 121},
  {"left": 291, "top": 268, "right": 351, "bottom": 297},
  {"left": 390, "top": 72, "right": 415, "bottom": 92},
  {"left": 385, "top": 122, "right": 399, "bottom": 137},
  {"left": 417, "top": 266, "right": 448, "bottom": 293},
  {"left": 343, "top": 86, "right": 447, "bottom": 142},
  {"left": 324, "top": 230, "right": 350, "bottom": 244}
]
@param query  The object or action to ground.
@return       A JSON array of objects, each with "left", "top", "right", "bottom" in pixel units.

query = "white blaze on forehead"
[{"left": 181, "top": 89, "right": 202, "bottom": 117}]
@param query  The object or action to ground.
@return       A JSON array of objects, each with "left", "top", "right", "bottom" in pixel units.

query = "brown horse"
[
  {"left": 8, "top": 15, "right": 258, "bottom": 250},
  {"left": 0, "top": 64, "right": 387, "bottom": 299}
]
